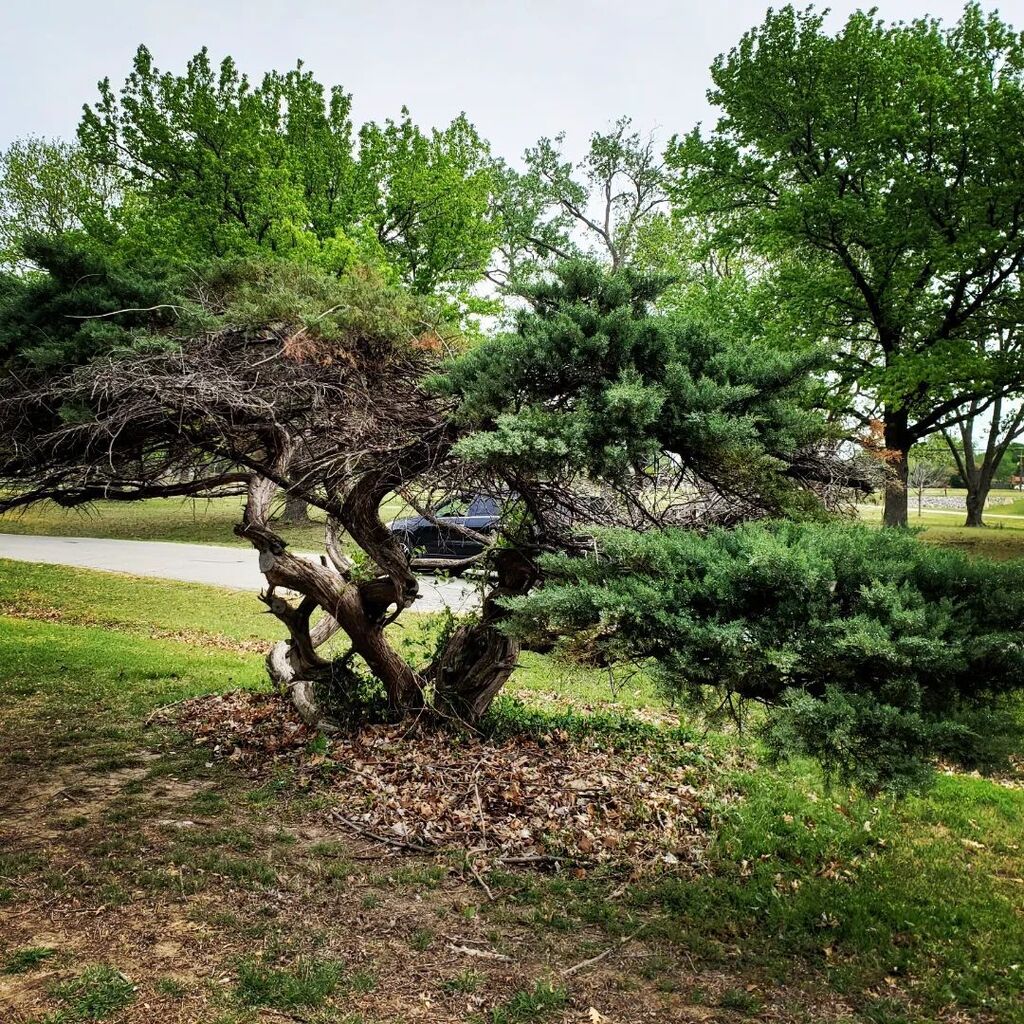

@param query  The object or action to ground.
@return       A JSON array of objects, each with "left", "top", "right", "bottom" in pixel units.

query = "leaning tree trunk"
[
  {"left": 882, "top": 412, "right": 911, "bottom": 528},
  {"left": 431, "top": 549, "right": 536, "bottom": 726},
  {"left": 255, "top": 535, "right": 424, "bottom": 720},
  {"left": 240, "top": 472, "right": 424, "bottom": 726}
]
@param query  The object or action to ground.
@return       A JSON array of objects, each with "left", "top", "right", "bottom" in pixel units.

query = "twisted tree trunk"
[
  {"left": 431, "top": 549, "right": 536, "bottom": 725},
  {"left": 240, "top": 423, "right": 534, "bottom": 730},
  {"left": 240, "top": 472, "right": 424, "bottom": 722}
]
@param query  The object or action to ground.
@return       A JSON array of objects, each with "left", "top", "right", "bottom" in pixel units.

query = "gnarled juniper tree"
[
  {"left": 0, "top": 259, "right": 858, "bottom": 729},
  {"left": 5, "top": 257, "right": 1021, "bottom": 789}
]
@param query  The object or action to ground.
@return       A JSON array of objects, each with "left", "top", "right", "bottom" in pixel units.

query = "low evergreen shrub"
[{"left": 504, "top": 522, "right": 1024, "bottom": 791}]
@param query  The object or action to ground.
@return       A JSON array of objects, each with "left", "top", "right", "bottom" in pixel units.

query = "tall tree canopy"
[
  {"left": 667, "top": 2, "right": 1024, "bottom": 526},
  {"left": 491, "top": 117, "right": 667, "bottom": 289},
  {"left": 76, "top": 46, "right": 498, "bottom": 293},
  {"left": 0, "top": 138, "right": 117, "bottom": 271}
]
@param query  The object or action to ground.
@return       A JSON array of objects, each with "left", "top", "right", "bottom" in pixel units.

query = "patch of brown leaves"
[{"left": 174, "top": 691, "right": 712, "bottom": 871}]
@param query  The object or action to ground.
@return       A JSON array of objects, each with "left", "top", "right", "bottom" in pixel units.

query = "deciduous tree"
[
  {"left": 492, "top": 117, "right": 667, "bottom": 288},
  {"left": 0, "top": 138, "right": 117, "bottom": 271},
  {"left": 940, "top": 327, "right": 1024, "bottom": 526},
  {"left": 667, "top": 3, "right": 1024, "bottom": 527},
  {"left": 77, "top": 46, "right": 498, "bottom": 294}
]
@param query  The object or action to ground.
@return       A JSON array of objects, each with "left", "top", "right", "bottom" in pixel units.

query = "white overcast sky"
[{"left": 0, "top": 1, "right": 1005, "bottom": 162}]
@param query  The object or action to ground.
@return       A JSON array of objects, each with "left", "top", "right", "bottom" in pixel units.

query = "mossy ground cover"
[{"left": 0, "top": 563, "right": 1022, "bottom": 1022}]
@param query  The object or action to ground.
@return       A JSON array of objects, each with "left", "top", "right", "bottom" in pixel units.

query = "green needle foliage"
[
  {"left": 504, "top": 521, "right": 1024, "bottom": 792},
  {"left": 0, "top": 233, "right": 177, "bottom": 370},
  {"left": 442, "top": 260, "right": 826, "bottom": 509}
]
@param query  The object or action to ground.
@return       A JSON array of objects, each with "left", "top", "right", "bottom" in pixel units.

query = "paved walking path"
[
  {"left": 0, "top": 533, "right": 480, "bottom": 613},
  {"left": 856, "top": 505, "right": 1024, "bottom": 522}
]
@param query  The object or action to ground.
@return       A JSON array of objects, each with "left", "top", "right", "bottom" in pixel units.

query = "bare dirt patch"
[{"left": 0, "top": 695, "right": 888, "bottom": 1023}]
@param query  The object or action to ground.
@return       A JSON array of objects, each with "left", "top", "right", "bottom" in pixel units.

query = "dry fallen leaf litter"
[{"left": 172, "top": 690, "right": 712, "bottom": 870}]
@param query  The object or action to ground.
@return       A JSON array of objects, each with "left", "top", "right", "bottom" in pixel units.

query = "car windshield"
[
  {"left": 433, "top": 496, "right": 499, "bottom": 518},
  {"left": 467, "top": 496, "right": 500, "bottom": 516}
]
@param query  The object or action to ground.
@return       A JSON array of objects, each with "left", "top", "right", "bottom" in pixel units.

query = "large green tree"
[
  {"left": 77, "top": 46, "right": 498, "bottom": 294},
  {"left": 0, "top": 138, "right": 117, "bottom": 271},
  {"left": 667, "top": 3, "right": 1024, "bottom": 527},
  {"left": 0, "top": 261, "right": 838, "bottom": 724},
  {"left": 357, "top": 110, "right": 497, "bottom": 295}
]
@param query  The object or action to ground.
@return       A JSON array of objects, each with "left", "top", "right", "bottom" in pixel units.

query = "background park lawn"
[
  {"left": 8, "top": 491, "right": 1024, "bottom": 561},
  {"left": 0, "top": 494, "right": 408, "bottom": 551}
]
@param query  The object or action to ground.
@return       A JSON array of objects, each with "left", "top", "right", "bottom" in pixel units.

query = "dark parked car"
[{"left": 389, "top": 495, "right": 501, "bottom": 562}]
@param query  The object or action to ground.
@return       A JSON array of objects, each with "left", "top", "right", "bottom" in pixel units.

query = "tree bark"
[
  {"left": 964, "top": 488, "right": 986, "bottom": 528},
  {"left": 431, "top": 622, "right": 521, "bottom": 725},
  {"left": 278, "top": 493, "right": 310, "bottom": 524},
  {"left": 257, "top": 539, "right": 424, "bottom": 715},
  {"left": 882, "top": 412, "right": 911, "bottom": 528},
  {"left": 963, "top": 465, "right": 997, "bottom": 528},
  {"left": 240, "top": 471, "right": 423, "bottom": 720},
  {"left": 431, "top": 549, "right": 536, "bottom": 725}
]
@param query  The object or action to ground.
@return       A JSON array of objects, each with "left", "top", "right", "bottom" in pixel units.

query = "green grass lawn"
[
  {"left": 0, "top": 558, "right": 660, "bottom": 714},
  {"left": 0, "top": 493, "right": 414, "bottom": 551},
  {"left": 0, "top": 558, "right": 274, "bottom": 641},
  {"left": 852, "top": 502, "right": 1024, "bottom": 560},
  {"left": 0, "top": 494, "right": 325, "bottom": 549},
  {"left": 8, "top": 491, "right": 1024, "bottom": 577},
  {"left": 1, "top": 562, "right": 1022, "bottom": 1022}
]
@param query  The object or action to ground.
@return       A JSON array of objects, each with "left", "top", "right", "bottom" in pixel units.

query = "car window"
[{"left": 467, "top": 496, "right": 500, "bottom": 516}]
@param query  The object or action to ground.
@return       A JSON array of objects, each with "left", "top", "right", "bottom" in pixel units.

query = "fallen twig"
[
  {"left": 144, "top": 697, "right": 191, "bottom": 727},
  {"left": 448, "top": 943, "right": 511, "bottom": 962},
  {"left": 467, "top": 858, "right": 494, "bottom": 901},
  {"left": 495, "top": 854, "right": 585, "bottom": 867},
  {"left": 560, "top": 925, "right": 647, "bottom": 976},
  {"left": 330, "top": 811, "right": 432, "bottom": 853}
]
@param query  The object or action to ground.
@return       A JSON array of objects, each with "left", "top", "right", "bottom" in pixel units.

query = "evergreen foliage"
[
  {"left": 0, "top": 233, "right": 176, "bottom": 369},
  {"left": 442, "top": 260, "right": 825, "bottom": 508},
  {"left": 504, "top": 521, "right": 1024, "bottom": 791}
]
